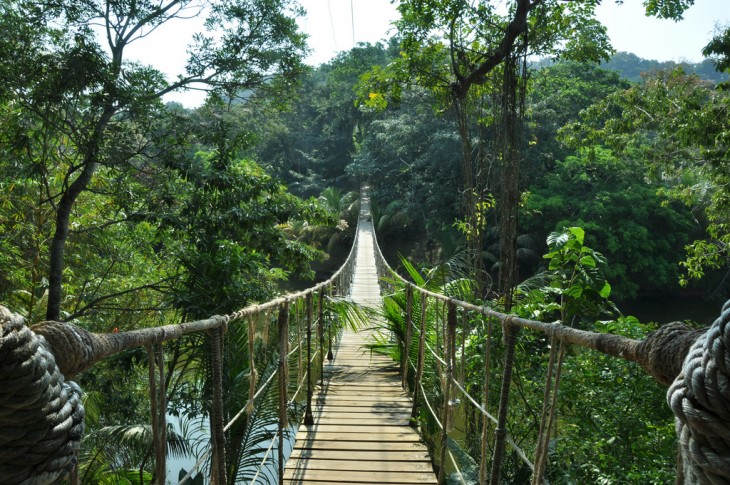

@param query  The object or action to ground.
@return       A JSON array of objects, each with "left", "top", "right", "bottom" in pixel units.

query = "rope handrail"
[
  {"left": 425, "top": 340, "right": 448, "bottom": 366},
  {"left": 452, "top": 378, "right": 497, "bottom": 425}
]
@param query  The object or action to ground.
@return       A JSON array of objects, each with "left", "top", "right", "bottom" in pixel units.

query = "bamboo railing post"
[
  {"left": 402, "top": 285, "right": 413, "bottom": 390},
  {"left": 296, "top": 301, "right": 303, "bottom": 389},
  {"left": 479, "top": 315, "right": 493, "bottom": 484},
  {"left": 156, "top": 344, "right": 167, "bottom": 483},
  {"left": 304, "top": 293, "right": 315, "bottom": 426},
  {"left": 326, "top": 284, "right": 334, "bottom": 362},
  {"left": 490, "top": 318, "right": 518, "bottom": 485},
  {"left": 438, "top": 302, "right": 457, "bottom": 484},
  {"left": 277, "top": 302, "right": 290, "bottom": 485},
  {"left": 461, "top": 310, "right": 468, "bottom": 385},
  {"left": 318, "top": 288, "right": 325, "bottom": 388},
  {"left": 533, "top": 337, "right": 557, "bottom": 484},
  {"left": 147, "top": 344, "right": 162, "bottom": 484},
  {"left": 410, "top": 293, "right": 428, "bottom": 427},
  {"left": 209, "top": 324, "right": 227, "bottom": 485}
]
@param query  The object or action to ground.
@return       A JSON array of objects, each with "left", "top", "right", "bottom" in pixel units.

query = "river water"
[{"left": 616, "top": 295, "right": 726, "bottom": 327}]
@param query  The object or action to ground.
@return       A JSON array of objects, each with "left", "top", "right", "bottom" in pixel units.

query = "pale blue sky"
[
  {"left": 130, "top": 0, "right": 729, "bottom": 106},
  {"left": 299, "top": 0, "right": 728, "bottom": 65}
]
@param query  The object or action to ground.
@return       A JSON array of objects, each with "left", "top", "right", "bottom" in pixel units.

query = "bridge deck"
[{"left": 283, "top": 211, "right": 437, "bottom": 483}]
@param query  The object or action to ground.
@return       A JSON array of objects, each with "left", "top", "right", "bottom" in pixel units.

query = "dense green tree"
[
  {"left": 0, "top": 0, "right": 307, "bottom": 320},
  {"left": 522, "top": 147, "right": 698, "bottom": 300},
  {"left": 561, "top": 63, "right": 730, "bottom": 291},
  {"left": 168, "top": 151, "right": 329, "bottom": 318},
  {"left": 527, "top": 61, "right": 630, "bottom": 174}
]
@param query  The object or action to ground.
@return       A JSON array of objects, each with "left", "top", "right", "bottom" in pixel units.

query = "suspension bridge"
[{"left": 2, "top": 186, "right": 730, "bottom": 484}]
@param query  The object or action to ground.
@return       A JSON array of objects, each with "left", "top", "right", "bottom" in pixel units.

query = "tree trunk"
[
  {"left": 46, "top": 161, "right": 98, "bottom": 321},
  {"left": 46, "top": 107, "right": 115, "bottom": 321},
  {"left": 498, "top": 58, "right": 521, "bottom": 311}
]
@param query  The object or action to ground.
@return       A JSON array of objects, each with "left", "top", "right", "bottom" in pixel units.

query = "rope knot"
[
  {"left": 636, "top": 321, "right": 707, "bottom": 386},
  {"left": 501, "top": 316, "right": 515, "bottom": 345},
  {"left": 668, "top": 299, "right": 730, "bottom": 484},
  {"left": 31, "top": 321, "right": 95, "bottom": 377}
]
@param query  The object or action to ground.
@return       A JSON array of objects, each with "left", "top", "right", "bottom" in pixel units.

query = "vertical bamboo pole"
[
  {"left": 210, "top": 324, "right": 227, "bottom": 485},
  {"left": 278, "top": 302, "right": 290, "bottom": 485},
  {"left": 438, "top": 302, "right": 457, "bottom": 484},
  {"left": 70, "top": 463, "right": 79, "bottom": 485},
  {"left": 147, "top": 345, "right": 160, "bottom": 484},
  {"left": 490, "top": 317, "right": 518, "bottom": 485},
  {"left": 326, "top": 284, "right": 334, "bottom": 362},
  {"left": 479, "top": 315, "right": 493, "bottom": 484},
  {"left": 532, "top": 341, "right": 566, "bottom": 485},
  {"left": 318, "top": 288, "right": 325, "bottom": 388},
  {"left": 410, "top": 293, "right": 428, "bottom": 427},
  {"left": 402, "top": 284, "right": 413, "bottom": 390},
  {"left": 156, "top": 344, "right": 167, "bottom": 483},
  {"left": 447, "top": 305, "right": 457, "bottom": 431},
  {"left": 296, "top": 301, "right": 303, "bottom": 389},
  {"left": 532, "top": 337, "right": 557, "bottom": 485},
  {"left": 304, "top": 293, "right": 315, "bottom": 425},
  {"left": 246, "top": 315, "right": 257, "bottom": 413},
  {"left": 461, "top": 310, "right": 468, "bottom": 385}
]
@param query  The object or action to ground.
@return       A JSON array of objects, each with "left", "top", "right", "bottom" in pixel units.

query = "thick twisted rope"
[
  {"left": 668, "top": 299, "right": 730, "bottom": 484},
  {"left": 0, "top": 307, "right": 85, "bottom": 485}
]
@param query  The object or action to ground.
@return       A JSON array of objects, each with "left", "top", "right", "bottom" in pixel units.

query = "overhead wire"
[
  {"left": 326, "top": 0, "right": 338, "bottom": 52},
  {"left": 351, "top": 0, "right": 355, "bottom": 48}
]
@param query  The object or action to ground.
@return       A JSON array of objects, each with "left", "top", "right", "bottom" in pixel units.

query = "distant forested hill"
[
  {"left": 533, "top": 51, "right": 729, "bottom": 83},
  {"left": 603, "top": 51, "right": 729, "bottom": 83}
]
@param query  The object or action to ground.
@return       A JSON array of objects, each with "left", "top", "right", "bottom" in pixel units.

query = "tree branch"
[
  {"left": 452, "top": 0, "right": 537, "bottom": 98},
  {"left": 64, "top": 278, "right": 176, "bottom": 321}
]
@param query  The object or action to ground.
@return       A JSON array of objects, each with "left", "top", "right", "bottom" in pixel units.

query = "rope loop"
[
  {"left": 668, "top": 299, "right": 730, "bottom": 484},
  {"left": 1, "top": 306, "right": 85, "bottom": 485}
]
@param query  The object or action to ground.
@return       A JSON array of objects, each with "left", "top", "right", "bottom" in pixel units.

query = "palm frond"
[{"left": 325, "top": 296, "right": 374, "bottom": 332}]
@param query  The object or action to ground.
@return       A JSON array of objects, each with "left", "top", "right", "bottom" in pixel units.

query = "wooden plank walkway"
[{"left": 283, "top": 199, "right": 437, "bottom": 484}]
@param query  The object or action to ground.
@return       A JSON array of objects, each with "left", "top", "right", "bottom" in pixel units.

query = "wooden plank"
[
  {"left": 283, "top": 469, "right": 437, "bottom": 483},
  {"left": 310, "top": 414, "right": 410, "bottom": 424},
  {"left": 313, "top": 401, "right": 409, "bottom": 409},
  {"left": 294, "top": 432, "right": 422, "bottom": 443},
  {"left": 288, "top": 449, "right": 431, "bottom": 462},
  {"left": 316, "top": 387, "right": 407, "bottom": 395},
  {"left": 297, "top": 424, "right": 412, "bottom": 434},
  {"left": 312, "top": 401, "right": 408, "bottom": 408},
  {"left": 312, "top": 410, "right": 411, "bottom": 416},
  {"left": 316, "top": 394, "right": 410, "bottom": 401},
  {"left": 284, "top": 459, "right": 432, "bottom": 473},
  {"left": 313, "top": 407, "right": 410, "bottom": 414},
  {"left": 292, "top": 440, "right": 430, "bottom": 452},
  {"left": 324, "top": 382, "right": 402, "bottom": 387},
  {"left": 318, "top": 383, "right": 406, "bottom": 390}
]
